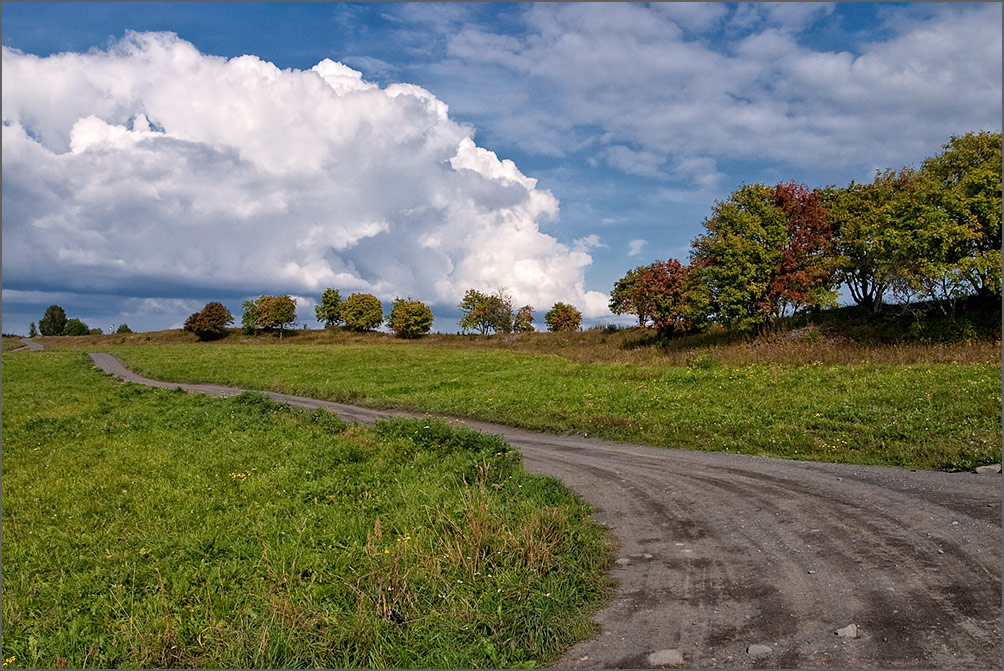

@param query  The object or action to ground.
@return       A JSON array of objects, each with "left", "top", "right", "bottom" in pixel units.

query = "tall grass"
[{"left": 1, "top": 351, "right": 614, "bottom": 668}]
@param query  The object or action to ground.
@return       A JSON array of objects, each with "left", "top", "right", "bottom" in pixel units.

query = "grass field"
[
  {"left": 1, "top": 350, "right": 614, "bottom": 669},
  {"left": 89, "top": 336, "right": 1003, "bottom": 472}
]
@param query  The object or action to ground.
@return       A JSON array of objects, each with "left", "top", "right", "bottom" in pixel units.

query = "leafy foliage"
[
  {"left": 183, "top": 301, "right": 234, "bottom": 341},
  {"left": 115, "top": 324, "right": 133, "bottom": 334},
  {"left": 255, "top": 294, "right": 297, "bottom": 338},
  {"left": 387, "top": 297, "right": 434, "bottom": 339},
  {"left": 458, "top": 288, "right": 515, "bottom": 335},
  {"left": 513, "top": 305, "right": 536, "bottom": 333},
  {"left": 544, "top": 302, "right": 582, "bottom": 332},
  {"left": 28, "top": 322, "right": 38, "bottom": 338},
  {"left": 39, "top": 305, "right": 67, "bottom": 336},
  {"left": 314, "top": 288, "right": 343, "bottom": 328},
  {"left": 341, "top": 293, "right": 384, "bottom": 332},
  {"left": 62, "top": 318, "right": 90, "bottom": 336}
]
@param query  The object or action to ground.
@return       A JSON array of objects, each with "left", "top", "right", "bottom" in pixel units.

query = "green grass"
[
  {"left": 104, "top": 343, "right": 1002, "bottom": 471},
  {"left": 1, "top": 350, "right": 614, "bottom": 669}
]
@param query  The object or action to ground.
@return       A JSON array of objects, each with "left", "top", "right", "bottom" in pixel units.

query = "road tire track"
[{"left": 87, "top": 352, "right": 1002, "bottom": 668}]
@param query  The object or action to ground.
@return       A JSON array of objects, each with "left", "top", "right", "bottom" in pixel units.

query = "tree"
[
  {"left": 63, "top": 318, "right": 90, "bottom": 336},
  {"left": 636, "top": 259, "right": 710, "bottom": 336},
  {"left": 766, "top": 182, "right": 838, "bottom": 315},
  {"left": 241, "top": 299, "right": 260, "bottom": 335},
  {"left": 690, "top": 183, "right": 788, "bottom": 330},
  {"left": 609, "top": 266, "right": 651, "bottom": 327},
  {"left": 184, "top": 301, "right": 234, "bottom": 341},
  {"left": 39, "top": 305, "right": 67, "bottom": 336},
  {"left": 28, "top": 322, "right": 38, "bottom": 338},
  {"left": 387, "top": 297, "right": 434, "bottom": 339},
  {"left": 458, "top": 288, "right": 515, "bottom": 335},
  {"left": 917, "top": 131, "right": 1002, "bottom": 299},
  {"left": 314, "top": 288, "right": 343, "bottom": 328},
  {"left": 341, "top": 293, "right": 384, "bottom": 332},
  {"left": 544, "top": 302, "right": 582, "bottom": 332},
  {"left": 115, "top": 324, "right": 133, "bottom": 334},
  {"left": 255, "top": 295, "right": 297, "bottom": 339},
  {"left": 513, "top": 305, "right": 535, "bottom": 333}
]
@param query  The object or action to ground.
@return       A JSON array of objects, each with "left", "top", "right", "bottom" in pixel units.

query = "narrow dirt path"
[{"left": 88, "top": 352, "right": 1002, "bottom": 669}]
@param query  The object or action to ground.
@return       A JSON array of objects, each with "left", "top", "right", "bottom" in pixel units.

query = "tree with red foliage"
[{"left": 767, "top": 182, "right": 838, "bottom": 316}]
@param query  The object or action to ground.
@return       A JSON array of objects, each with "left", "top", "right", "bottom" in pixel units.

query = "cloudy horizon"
[{"left": 2, "top": 2, "right": 1001, "bottom": 335}]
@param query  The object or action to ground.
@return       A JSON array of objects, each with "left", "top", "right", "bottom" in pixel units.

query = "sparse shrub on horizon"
[
  {"left": 387, "top": 297, "right": 434, "bottom": 339},
  {"left": 28, "top": 322, "right": 38, "bottom": 338},
  {"left": 458, "top": 288, "right": 516, "bottom": 334},
  {"left": 513, "top": 305, "right": 535, "bottom": 333},
  {"left": 184, "top": 301, "right": 235, "bottom": 341},
  {"left": 115, "top": 323, "right": 133, "bottom": 334},
  {"left": 545, "top": 302, "right": 582, "bottom": 332},
  {"left": 341, "top": 293, "right": 384, "bottom": 332}
]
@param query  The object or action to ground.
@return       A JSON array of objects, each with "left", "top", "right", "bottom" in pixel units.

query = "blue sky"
[{"left": 2, "top": 2, "right": 1001, "bottom": 335}]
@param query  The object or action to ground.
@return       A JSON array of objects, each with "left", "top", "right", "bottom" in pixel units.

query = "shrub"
[
  {"left": 39, "top": 305, "right": 67, "bottom": 336},
  {"left": 341, "top": 293, "right": 384, "bottom": 332},
  {"left": 387, "top": 297, "right": 434, "bottom": 339},
  {"left": 183, "top": 301, "right": 234, "bottom": 341},
  {"left": 63, "top": 318, "right": 90, "bottom": 336},
  {"left": 545, "top": 302, "right": 582, "bottom": 332},
  {"left": 115, "top": 324, "right": 133, "bottom": 334}
]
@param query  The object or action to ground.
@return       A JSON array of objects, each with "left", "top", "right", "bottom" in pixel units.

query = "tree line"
[
  {"left": 32, "top": 305, "right": 132, "bottom": 337},
  {"left": 609, "top": 131, "right": 1002, "bottom": 334}
]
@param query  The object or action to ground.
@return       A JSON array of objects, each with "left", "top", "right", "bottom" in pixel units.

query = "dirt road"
[{"left": 88, "top": 352, "right": 1002, "bottom": 668}]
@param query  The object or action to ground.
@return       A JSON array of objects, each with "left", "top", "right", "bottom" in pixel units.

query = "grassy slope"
[
  {"left": 103, "top": 341, "right": 1003, "bottom": 471},
  {"left": 1, "top": 351, "right": 613, "bottom": 669}
]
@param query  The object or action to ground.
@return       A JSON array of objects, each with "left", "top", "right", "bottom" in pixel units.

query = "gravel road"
[{"left": 88, "top": 352, "right": 1002, "bottom": 669}]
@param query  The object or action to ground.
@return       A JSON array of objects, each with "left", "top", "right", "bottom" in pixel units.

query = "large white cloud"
[{"left": 1, "top": 31, "right": 610, "bottom": 318}]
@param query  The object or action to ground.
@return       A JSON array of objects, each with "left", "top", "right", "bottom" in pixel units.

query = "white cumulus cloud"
[{"left": 2, "top": 31, "right": 612, "bottom": 320}]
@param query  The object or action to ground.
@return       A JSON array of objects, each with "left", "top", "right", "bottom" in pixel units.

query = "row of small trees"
[
  {"left": 456, "top": 288, "right": 583, "bottom": 334},
  {"left": 183, "top": 292, "right": 436, "bottom": 341},
  {"left": 610, "top": 131, "right": 1002, "bottom": 334},
  {"left": 33, "top": 305, "right": 131, "bottom": 337}
]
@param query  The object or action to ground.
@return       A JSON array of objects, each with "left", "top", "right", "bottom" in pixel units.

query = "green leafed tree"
[
  {"left": 314, "top": 288, "right": 343, "bottom": 328},
  {"left": 63, "top": 318, "right": 90, "bottom": 336},
  {"left": 690, "top": 183, "right": 788, "bottom": 330},
  {"left": 184, "top": 301, "right": 234, "bottom": 341},
  {"left": 544, "top": 302, "right": 582, "bottom": 332},
  {"left": 28, "top": 322, "right": 38, "bottom": 338},
  {"left": 255, "top": 295, "right": 298, "bottom": 339},
  {"left": 39, "top": 305, "right": 67, "bottom": 336},
  {"left": 115, "top": 324, "right": 133, "bottom": 334},
  {"left": 341, "top": 293, "right": 384, "bottom": 332},
  {"left": 609, "top": 265, "right": 651, "bottom": 327},
  {"left": 458, "top": 288, "right": 515, "bottom": 334},
  {"left": 387, "top": 297, "right": 434, "bottom": 339}
]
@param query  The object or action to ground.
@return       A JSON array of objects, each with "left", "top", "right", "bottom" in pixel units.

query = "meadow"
[
  {"left": 1, "top": 350, "right": 614, "bottom": 668},
  {"left": 77, "top": 330, "right": 1000, "bottom": 473}
]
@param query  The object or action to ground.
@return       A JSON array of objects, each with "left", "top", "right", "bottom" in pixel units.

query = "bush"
[
  {"left": 387, "top": 297, "right": 434, "bottom": 339},
  {"left": 544, "top": 302, "right": 582, "bottom": 332},
  {"left": 314, "top": 288, "right": 343, "bottom": 328},
  {"left": 341, "top": 293, "right": 384, "bottom": 332},
  {"left": 115, "top": 324, "right": 133, "bottom": 334},
  {"left": 39, "top": 305, "right": 67, "bottom": 336},
  {"left": 63, "top": 318, "right": 90, "bottom": 336},
  {"left": 183, "top": 301, "right": 234, "bottom": 341}
]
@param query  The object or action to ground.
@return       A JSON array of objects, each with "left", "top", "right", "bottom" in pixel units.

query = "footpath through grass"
[
  {"left": 1, "top": 350, "right": 613, "bottom": 669},
  {"left": 105, "top": 342, "right": 1003, "bottom": 471}
]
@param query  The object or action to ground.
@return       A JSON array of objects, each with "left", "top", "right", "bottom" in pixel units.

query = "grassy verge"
[
  {"left": 1, "top": 350, "right": 614, "bottom": 669},
  {"left": 102, "top": 343, "right": 1002, "bottom": 472}
]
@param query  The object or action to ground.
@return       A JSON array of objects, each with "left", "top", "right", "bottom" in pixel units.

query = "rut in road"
[{"left": 87, "top": 352, "right": 1002, "bottom": 669}]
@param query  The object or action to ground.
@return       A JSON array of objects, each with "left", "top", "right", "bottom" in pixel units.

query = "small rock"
[
  {"left": 577, "top": 655, "right": 589, "bottom": 662},
  {"left": 836, "top": 623, "right": 858, "bottom": 638},
  {"left": 615, "top": 557, "right": 633, "bottom": 566},
  {"left": 630, "top": 552, "right": 654, "bottom": 560},
  {"left": 807, "top": 570, "right": 816, "bottom": 574},
  {"left": 746, "top": 644, "right": 772, "bottom": 656},
  {"left": 975, "top": 464, "right": 1002, "bottom": 475},
  {"left": 647, "top": 649, "right": 684, "bottom": 667}
]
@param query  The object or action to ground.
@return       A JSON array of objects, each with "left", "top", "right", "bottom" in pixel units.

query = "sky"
[{"left": 2, "top": 2, "right": 1001, "bottom": 335}]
